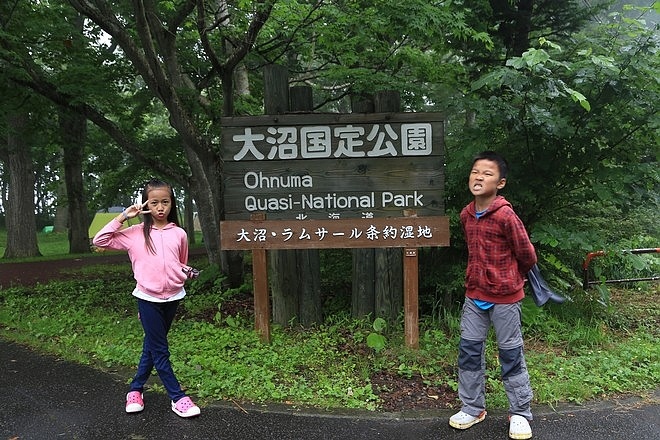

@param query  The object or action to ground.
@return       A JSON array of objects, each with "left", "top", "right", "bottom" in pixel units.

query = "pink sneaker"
[
  {"left": 171, "top": 396, "right": 200, "bottom": 418},
  {"left": 125, "top": 391, "right": 144, "bottom": 413}
]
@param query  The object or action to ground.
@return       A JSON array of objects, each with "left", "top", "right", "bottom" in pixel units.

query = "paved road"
[{"left": 1, "top": 339, "right": 658, "bottom": 440}]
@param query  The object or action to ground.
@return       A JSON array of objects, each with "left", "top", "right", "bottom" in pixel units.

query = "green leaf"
[
  {"left": 522, "top": 48, "right": 551, "bottom": 67},
  {"left": 366, "top": 333, "right": 386, "bottom": 352},
  {"left": 471, "top": 69, "right": 506, "bottom": 91},
  {"left": 506, "top": 56, "right": 527, "bottom": 70},
  {"left": 372, "top": 317, "right": 387, "bottom": 332},
  {"left": 538, "top": 37, "right": 562, "bottom": 51},
  {"left": 591, "top": 55, "right": 620, "bottom": 74},
  {"left": 565, "top": 87, "right": 591, "bottom": 111}
]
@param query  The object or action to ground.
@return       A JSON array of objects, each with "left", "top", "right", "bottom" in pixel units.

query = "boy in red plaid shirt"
[{"left": 449, "top": 151, "right": 536, "bottom": 440}]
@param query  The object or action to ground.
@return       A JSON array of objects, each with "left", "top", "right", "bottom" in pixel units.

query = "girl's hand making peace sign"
[{"left": 118, "top": 201, "right": 150, "bottom": 223}]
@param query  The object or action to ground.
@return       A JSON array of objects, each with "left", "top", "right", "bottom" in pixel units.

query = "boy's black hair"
[
  {"left": 141, "top": 179, "right": 180, "bottom": 253},
  {"left": 472, "top": 151, "right": 509, "bottom": 179}
]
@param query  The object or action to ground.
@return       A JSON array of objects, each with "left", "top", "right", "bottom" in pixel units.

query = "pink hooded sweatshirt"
[{"left": 92, "top": 219, "right": 189, "bottom": 300}]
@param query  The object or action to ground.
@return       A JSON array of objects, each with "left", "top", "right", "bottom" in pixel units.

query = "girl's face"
[
  {"left": 468, "top": 159, "right": 506, "bottom": 198},
  {"left": 145, "top": 187, "right": 172, "bottom": 226}
]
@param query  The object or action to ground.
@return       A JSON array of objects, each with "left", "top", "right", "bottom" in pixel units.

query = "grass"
[
  {"left": 0, "top": 230, "right": 205, "bottom": 261},
  {"left": 0, "top": 230, "right": 658, "bottom": 411},
  {"left": 0, "top": 231, "right": 90, "bottom": 262}
]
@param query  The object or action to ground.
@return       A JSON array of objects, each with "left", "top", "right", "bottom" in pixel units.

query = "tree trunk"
[
  {"left": 59, "top": 109, "right": 90, "bottom": 254},
  {"left": 264, "top": 65, "right": 299, "bottom": 325},
  {"left": 374, "top": 247, "right": 403, "bottom": 322},
  {"left": 217, "top": 72, "right": 246, "bottom": 289},
  {"left": 4, "top": 110, "right": 40, "bottom": 259},
  {"left": 53, "top": 180, "right": 68, "bottom": 233},
  {"left": 289, "top": 84, "right": 322, "bottom": 326},
  {"left": 183, "top": 189, "right": 195, "bottom": 244},
  {"left": 512, "top": 0, "right": 533, "bottom": 57},
  {"left": 352, "top": 248, "right": 375, "bottom": 318},
  {"left": 490, "top": 0, "right": 534, "bottom": 58},
  {"left": 351, "top": 93, "right": 377, "bottom": 318},
  {"left": 235, "top": 63, "right": 251, "bottom": 96},
  {"left": 270, "top": 248, "right": 300, "bottom": 325},
  {"left": 373, "top": 91, "right": 403, "bottom": 323},
  {"left": 351, "top": 91, "right": 403, "bottom": 323},
  {"left": 264, "top": 67, "right": 322, "bottom": 327},
  {"left": 297, "top": 248, "right": 322, "bottom": 326},
  {"left": 185, "top": 147, "right": 222, "bottom": 267},
  {"left": 0, "top": 163, "right": 7, "bottom": 216}
]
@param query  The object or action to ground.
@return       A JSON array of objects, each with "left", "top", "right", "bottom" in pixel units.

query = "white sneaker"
[
  {"left": 509, "top": 414, "right": 532, "bottom": 439},
  {"left": 449, "top": 410, "right": 487, "bottom": 429}
]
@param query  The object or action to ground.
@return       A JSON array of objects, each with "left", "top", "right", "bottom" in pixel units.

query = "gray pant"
[{"left": 457, "top": 298, "right": 533, "bottom": 419}]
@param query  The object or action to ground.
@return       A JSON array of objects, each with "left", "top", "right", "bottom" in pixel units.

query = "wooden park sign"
[
  {"left": 220, "top": 112, "right": 450, "bottom": 346},
  {"left": 221, "top": 112, "right": 445, "bottom": 220}
]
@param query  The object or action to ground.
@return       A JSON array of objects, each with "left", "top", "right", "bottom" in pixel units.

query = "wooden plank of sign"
[
  {"left": 220, "top": 112, "right": 445, "bottom": 160},
  {"left": 220, "top": 216, "right": 450, "bottom": 250},
  {"left": 222, "top": 156, "right": 445, "bottom": 220},
  {"left": 223, "top": 194, "right": 444, "bottom": 220},
  {"left": 223, "top": 156, "right": 444, "bottom": 193}
]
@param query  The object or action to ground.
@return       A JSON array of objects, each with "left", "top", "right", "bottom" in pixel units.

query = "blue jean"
[{"left": 129, "top": 298, "right": 185, "bottom": 402}]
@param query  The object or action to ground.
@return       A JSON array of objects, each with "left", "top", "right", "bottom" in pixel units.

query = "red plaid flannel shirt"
[{"left": 460, "top": 196, "right": 537, "bottom": 304}]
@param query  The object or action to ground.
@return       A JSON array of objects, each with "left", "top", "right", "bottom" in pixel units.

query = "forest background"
[{"left": 0, "top": 0, "right": 658, "bottom": 411}]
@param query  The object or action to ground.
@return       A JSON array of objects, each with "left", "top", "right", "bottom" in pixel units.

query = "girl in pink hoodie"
[{"left": 93, "top": 179, "right": 200, "bottom": 418}]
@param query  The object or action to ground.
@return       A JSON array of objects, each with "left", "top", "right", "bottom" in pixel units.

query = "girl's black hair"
[
  {"left": 472, "top": 150, "right": 509, "bottom": 179},
  {"left": 141, "top": 179, "right": 180, "bottom": 254}
]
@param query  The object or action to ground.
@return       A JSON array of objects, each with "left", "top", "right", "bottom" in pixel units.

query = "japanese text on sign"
[
  {"left": 220, "top": 217, "right": 450, "bottom": 250},
  {"left": 231, "top": 123, "right": 433, "bottom": 161},
  {"left": 238, "top": 223, "right": 433, "bottom": 243}
]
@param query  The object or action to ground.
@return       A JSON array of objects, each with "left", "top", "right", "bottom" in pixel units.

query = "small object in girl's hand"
[{"left": 182, "top": 266, "right": 200, "bottom": 279}]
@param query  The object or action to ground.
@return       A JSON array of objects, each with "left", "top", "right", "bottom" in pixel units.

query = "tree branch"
[{"left": 10, "top": 62, "right": 189, "bottom": 187}]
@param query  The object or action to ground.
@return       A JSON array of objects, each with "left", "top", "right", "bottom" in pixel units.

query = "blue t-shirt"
[{"left": 473, "top": 298, "right": 495, "bottom": 310}]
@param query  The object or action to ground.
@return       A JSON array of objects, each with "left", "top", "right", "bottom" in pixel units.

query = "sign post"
[
  {"left": 403, "top": 248, "right": 419, "bottom": 348},
  {"left": 250, "top": 213, "right": 270, "bottom": 342}
]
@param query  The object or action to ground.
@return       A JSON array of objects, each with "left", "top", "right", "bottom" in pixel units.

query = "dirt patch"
[
  {"left": 0, "top": 248, "right": 208, "bottom": 288},
  {"left": 0, "top": 253, "right": 131, "bottom": 288},
  {"left": 371, "top": 371, "right": 458, "bottom": 412}
]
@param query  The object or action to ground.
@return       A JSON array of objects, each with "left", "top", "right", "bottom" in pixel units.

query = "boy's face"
[{"left": 469, "top": 159, "right": 506, "bottom": 197}]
